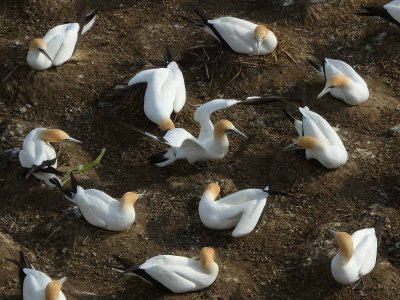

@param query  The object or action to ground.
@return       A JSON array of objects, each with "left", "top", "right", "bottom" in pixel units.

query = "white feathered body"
[
  {"left": 128, "top": 61, "right": 186, "bottom": 127},
  {"left": 385, "top": 0, "right": 400, "bottom": 23},
  {"left": 139, "top": 255, "right": 219, "bottom": 293},
  {"left": 199, "top": 189, "right": 268, "bottom": 237},
  {"left": 296, "top": 107, "right": 348, "bottom": 169},
  {"left": 323, "top": 59, "right": 369, "bottom": 105},
  {"left": 23, "top": 269, "right": 66, "bottom": 300},
  {"left": 331, "top": 228, "right": 377, "bottom": 284},
  {"left": 74, "top": 186, "right": 136, "bottom": 231},
  {"left": 205, "top": 17, "right": 277, "bottom": 55}
]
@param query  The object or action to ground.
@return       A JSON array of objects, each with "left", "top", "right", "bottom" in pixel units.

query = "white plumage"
[
  {"left": 114, "top": 247, "right": 218, "bottom": 293},
  {"left": 19, "top": 128, "right": 80, "bottom": 187},
  {"left": 284, "top": 106, "right": 348, "bottom": 169},
  {"left": 148, "top": 99, "right": 247, "bottom": 166},
  {"left": 185, "top": 11, "right": 277, "bottom": 55},
  {"left": 315, "top": 58, "right": 369, "bottom": 105},
  {"left": 23, "top": 269, "right": 66, "bottom": 300},
  {"left": 27, "top": 9, "right": 97, "bottom": 70},
  {"left": 357, "top": 0, "right": 400, "bottom": 27},
  {"left": 128, "top": 61, "right": 186, "bottom": 130},
  {"left": 199, "top": 183, "right": 268, "bottom": 237},
  {"left": 69, "top": 186, "right": 140, "bottom": 231},
  {"left": 331, "top": 228, "right": 378, "bottom": 285}
]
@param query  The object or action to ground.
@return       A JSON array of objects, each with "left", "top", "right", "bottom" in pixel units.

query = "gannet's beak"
[
  {"left": 137, "top": 193, "right": 145, "bottom": 199},
  {"left": 256, "top": 40, "right": 261, "bottom": 55},
  {"left": 38, "top": 49, "right": 52, "bottom": 62},
  {"left": 328, "top": 229, "right": 336, "bottom": 237},
  {"left": 226, "top": 128, "right": 248, "bottom": 139},
  {"left": 66, "top": 137, "right": 82, "bottom": 144},
  {"left": 59, "top": 277, "right": 67, "bottom": 284},
  {"left": 317, "top": 86, "right": 333, "bottom": 99},
  {"left": 283, "top": 143, "right": 301, "bottom": 151}
]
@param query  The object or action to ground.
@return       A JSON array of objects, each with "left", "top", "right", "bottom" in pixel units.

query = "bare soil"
[{"left": 0, "top": 0, "right": 399, "bottom": 299}]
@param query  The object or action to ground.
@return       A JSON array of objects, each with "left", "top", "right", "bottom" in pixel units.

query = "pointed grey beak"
[
  {"left": 283, "top": 142, "right": 301, "bottom": 152},
  {"left": 137, "top": 193, "right": 145, "bottom": 199},
  {"left": 256, "top": 40, "right": 261, "bottom": 55},
  {"left": 59, "top": 277, "right": 67, "bottom": 284},
  {"left": 328, "top": 229, "right": 336, "bottom": 237},
  {"left": 317, "top": 86, "right": 333, "bottom": 99},
  {"left": 66, "top": 137, "right": 82, "bottom": 144},
  {"left": 38, "top": 49, "right": 53, "bottom": 62},
  {"left": 226, "top": 128, "right": 248, "bottom": 139}
]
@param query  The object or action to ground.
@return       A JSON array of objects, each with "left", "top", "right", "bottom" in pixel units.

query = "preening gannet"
[{"left": 357, "top": 1, "right": 400, "bottom": 28}]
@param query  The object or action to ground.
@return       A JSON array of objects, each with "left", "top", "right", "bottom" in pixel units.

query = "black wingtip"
[
  {"left": 112, "top": 255, "right": 136, "bottom": 269},
  {"left": 194, "top": 8, "right": 211, "bottom": 24},
  {"left": 148, "top": 151, "right": 168, "bottom": 165},
  {"left": 70, "top": 173, "right": 78, "bottom": 194},
  {"left": 179, "top": 15, "right": 204, "bottom": 27},
  {"left": 307, "top": 59, "right": 322, "bottom": 72},
  {"left": 281, "top": 108, "right": 296, "bottom": 126}
]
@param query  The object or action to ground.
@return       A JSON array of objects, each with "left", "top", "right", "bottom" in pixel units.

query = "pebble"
[{"left": 388, "top": 124, "right": 400, "bottom": 136}]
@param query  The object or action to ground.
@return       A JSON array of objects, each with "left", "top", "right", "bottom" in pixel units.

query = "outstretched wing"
[
  {"left": 163, "top": 128, "right": 196, "bottom": 147},
  {"left": 194, "top": 99, "right": 240, "bottom": 141}
]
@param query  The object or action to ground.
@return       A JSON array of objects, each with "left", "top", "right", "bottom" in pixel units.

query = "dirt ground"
[{"left": 0, "top": 0, "right": 399, "bottom": 299}]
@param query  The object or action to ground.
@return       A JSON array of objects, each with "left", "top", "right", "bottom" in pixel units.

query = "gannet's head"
[
  {"left": 40, "top": 129, "right": 81, "bottom": 143},
  {"left": 204, "top": 182, "right": 220, "bottom": 200},
  {"left": 45, "top": 277, "right": 66, "bottom": 300},
  {"left": 200, "top": 247, "right": 216, "bottom": 273},
  {"left": 159, "top": 118, "right": 175, "bottom": 131},
  {"left": 254, "top": 25, "right": 269, "bottom": 55},
  {"left": 30, "top": 38, "right": 52, "bottom": 62},
  {"left": 318, "top": 74, "right": 351, "bottom": 99},
  {"left": 283, "top": 136, "right": 322, "bottom": 151},
  {"left": 214, "top": 119, "right": 247, "bottom": 139},
  {"left": 329, "top": 230, "right": 353, "bottom": 261},
  {"left": 121, "top": 192, "right": 143, "bottom": 208}
]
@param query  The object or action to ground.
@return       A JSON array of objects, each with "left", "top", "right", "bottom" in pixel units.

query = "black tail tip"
[{"left": 148, "top": 151, "right": 168, "bottom": 165}]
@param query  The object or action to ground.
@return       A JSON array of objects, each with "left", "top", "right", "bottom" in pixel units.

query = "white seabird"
[
  {"left": 357, "top": 0, "right": 400, "bottom": 27},
  {"left": 127, "top": 61, "right": 186, "bottom": 131},
  {"left": 282, "top": 106, "right": 348, "bottom": 169},
  {"left": 112, "top": 247, "right": 219, "bottom": 293},
  {"left": 182, "top": 9, "right": 277, "bottom": 55},
  {"left": 27, "top": 8, "right": 98, "bottom": 70}
]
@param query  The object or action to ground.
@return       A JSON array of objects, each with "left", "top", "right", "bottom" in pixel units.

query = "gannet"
[
  {"left": 330, "top": 218, "right": 382, "bottom": 288},
  {"left": 357, "top": 0, "right": 400, "bottom": 27},
  {"left": 127, "top": 61, "right": 186, "bottom": 131},
  {"left": 282, "top": 106, "right": 348, "bottom": 169},
  {"left": 27, "top": 8, "right": 98, "bottom": 70},
  {"left": 19, "top": 128, "right": 81, "bottom": 187},
  {"left": 199, "top": 183, "right": 285, "bottom": 237},
  {"left": 182, "top": 10, "right": 277, "bottom": 55},
  {"left": 65, "top": 174, "right": 142, "bottom": 231},
  {"left": 144, "top": 99, "right": 247, "bottom": 166},
  {"left": 9, "top": 251, "right": 66, "bottom": 300},
  {"left": 308, "top": 58, "right": 369, "bottom": 105},
  {"left": 112, "top": 247, "right": 218, "bottom": 293}
]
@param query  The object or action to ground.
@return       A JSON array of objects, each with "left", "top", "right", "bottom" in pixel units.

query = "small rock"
[
  {"left": 388, "top": 124, "right": 400, "bottom": 136},
  {"left": 19, "top": 106, "right": 27, "bottom": 114}
]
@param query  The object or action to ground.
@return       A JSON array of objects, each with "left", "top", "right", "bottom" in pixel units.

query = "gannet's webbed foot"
[
  {"left": 352, "top": 277, "right": 365, "bottom": 290},
  {"left": 63, "top": 206, "right": 82, "bottom": 219}
]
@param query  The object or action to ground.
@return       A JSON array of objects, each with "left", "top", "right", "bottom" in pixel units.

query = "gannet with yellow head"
[
  {"left": 66, "top": 174, "right": 143, "bottom": 231},
  {"left": 283, "top": 106, "right": 348, "bottom": 169},
  {"left": 309, "top": 58, "right": 369, "bottom": 105},
  {"left": 112, "top": 247, "right": 219, "bottom": 293},
  {"left": 182, "top": 10, "right": 277, "bottom": 55},
  {"left": 127, "top": 61, "right": 186, "bottom": 131},
  {"left": 27, "top": 8, "right": 97, "bottom": 70},
  {"left": 12, "top": 251, "right": 67, "bottom": 300},
  {"left": 146, "top": 99, "right": 247, "bottom": 167},
  {"left": 19, "top": 128, "right": 81, "bottom": 186},
  {"left": 199, "top": 182, "right": 285, "bottom": 237},
  {"left": 330, "top": 225, "right": 379, "bottom": 286}
]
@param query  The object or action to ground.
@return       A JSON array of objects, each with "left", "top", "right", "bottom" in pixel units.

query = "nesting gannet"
[
  {"left": 19, "top": 128, "right": 81, "bottom": 187},
  {"left": 357, "top": 0, "right": 400, "bottom": 27},
  {"left": 282, "top": 106, "right": 348, "bottom": 169},
  {"left": 182, "top": 10, "right": 277, "bottom": 55},
  {"left": 143, "top": 99, "right": 247, "bottom": 166},
  {"left": 308, "top": 58, "right": 369, "bottom": 105},
  {"left": 27, "top": 8, "right": 98, "bottom": 70},
  {"left": 127, "top": 61, "right": 186, "bottom": 130},
  {"left": 199, "top": 183, "right": 286, "bottom": 237},
  {"left": 65, "top": 174, "right": 142, "bottom": 231},
  {"left": 330, "top": 218, "right": 382, "bottom": 287},
  {"left": 112, "top": 247, "right": 218, "bottom": 293},
  {"left": 8, "top": 251, "right": 66, "bottom": 300}
]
